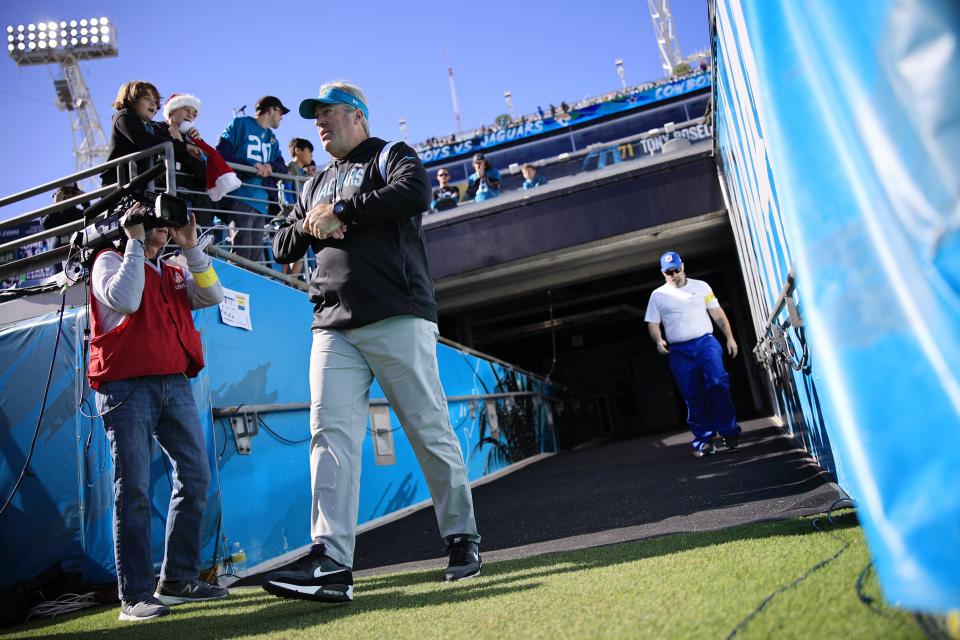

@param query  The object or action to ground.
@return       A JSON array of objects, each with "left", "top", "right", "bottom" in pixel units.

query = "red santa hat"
[
  {"left": 190, "top": 137, "right": 242, "bottom": 202},
  {"left": 163, "top": 93, "right": 201, "bottom": 120}
]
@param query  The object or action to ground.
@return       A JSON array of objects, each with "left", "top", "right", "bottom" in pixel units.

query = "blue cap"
[
  {"left": 660, "top": 251, "right": 682, "bottom": 271},
  {"left": 299, "top": 87, "right": 369, "bottom": 119}
]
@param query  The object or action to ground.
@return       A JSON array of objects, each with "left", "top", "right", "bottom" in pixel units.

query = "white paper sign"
[{"left": 219, "top": 287, "right": 252, "bottom": 331}]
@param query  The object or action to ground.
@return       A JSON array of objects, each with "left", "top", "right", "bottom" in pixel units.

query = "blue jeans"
[
  {"left": 96, "top": 374, "right": 210, "bottom": 603},
  {"left": 668, "top": 334, "right": 740, "bottom": 449}
]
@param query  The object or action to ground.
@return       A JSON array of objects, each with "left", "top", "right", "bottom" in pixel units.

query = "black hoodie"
[{"left": 273, "top": 137, "right": 435, "bottom": 330}]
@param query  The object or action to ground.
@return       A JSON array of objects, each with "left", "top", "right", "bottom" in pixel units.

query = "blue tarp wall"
[
  {"left": 0, "top": 258, "right": 558, "bottom": 589},
  {"left": 713, "top": 0, "right": 959, "bottom": 611}
]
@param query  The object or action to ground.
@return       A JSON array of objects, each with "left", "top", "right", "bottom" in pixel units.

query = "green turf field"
[{"left": 1, "top": 511, "right": 924, "bottom": 639}]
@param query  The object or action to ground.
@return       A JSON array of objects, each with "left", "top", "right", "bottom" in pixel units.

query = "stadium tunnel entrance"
[{"left": 435, "top": 225, "right": 770, "bottom": 447}]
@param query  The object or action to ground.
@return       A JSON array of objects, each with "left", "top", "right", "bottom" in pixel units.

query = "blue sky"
[{"left": 0, "top": 0, "right": 708, "bottom": 220}]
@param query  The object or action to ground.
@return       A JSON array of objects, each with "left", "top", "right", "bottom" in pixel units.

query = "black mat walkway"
[{"left": 243, "top": 417, "right": 842, "bottom": 582}]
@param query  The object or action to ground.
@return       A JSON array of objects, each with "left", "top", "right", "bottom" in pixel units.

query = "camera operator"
[{"left": 88, "top": 202, "right": 227, "bottom": 621}]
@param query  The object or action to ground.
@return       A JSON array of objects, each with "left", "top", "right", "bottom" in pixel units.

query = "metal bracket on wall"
[
  {"left": 785, "top": 296, "right": 803, "bottom": 328},
  {"left": 485, "top": 399, "right": 500, "bottom": 440},
  {"left": 229, "top": 411, "right": 259, "bottom": 455},
  {"left": 369, "top": 405, "right": 396, "bottom": 466}
]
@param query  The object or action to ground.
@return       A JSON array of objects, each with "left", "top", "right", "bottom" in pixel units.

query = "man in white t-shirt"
[{"left": 645, "top": 251, "right": 741, "bottom": 457}]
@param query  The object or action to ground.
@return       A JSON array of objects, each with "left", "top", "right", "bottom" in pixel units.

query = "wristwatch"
[{"left": 332, "top": 200, "right": 347, "bottom": 217}]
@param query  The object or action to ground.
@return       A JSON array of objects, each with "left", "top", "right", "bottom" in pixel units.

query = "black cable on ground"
[
  {"left": 914, "top": 612, "right": 959, "bottom": 640},
  {"left": 726, "top": 499, "right": 855, "bottom": 639},
  {"left": 0, "top": 294, "right": 67, "bottom": 519},
  {"left": 856, "top": 558, "right": 935, "bottom": 634}
]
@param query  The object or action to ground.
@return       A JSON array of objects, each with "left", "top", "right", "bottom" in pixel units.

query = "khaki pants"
[{"left": 308, "top": 315, "right": 479, "bottom": 567}]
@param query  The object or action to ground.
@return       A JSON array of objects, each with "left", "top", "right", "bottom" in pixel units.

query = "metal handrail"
[
  {"left": 765, "top": 270, "right": 795, "bottom": 329},
  {"left": 212, "top": 391, "right": 541, "bottom": 417},
  {"left": 0, "top": 142, "right": 175, "bottom": 231},
  {"left": 206, "top": 245, "right": 308, "bottom": 291},
  {"left": 753, "top": 268, "right": 809, "bottom": 371},
  {"left": 0, "top": 245, "right": 71, "bottom": 281}
]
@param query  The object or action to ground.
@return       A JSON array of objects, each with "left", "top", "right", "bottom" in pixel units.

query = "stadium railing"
[
  {"left": 440, "top": 115, "right": 712, "bottom": 210},
  {"left": 0, "top": 143, "right": 312, "bottom": 288}
]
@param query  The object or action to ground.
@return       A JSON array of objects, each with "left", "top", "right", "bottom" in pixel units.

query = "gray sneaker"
[
  {"left": 155, "top": 579, "right": 229, "bottom": 605},
  {"left": 119, "top": 596, "right": 170, "bottom": 621}
]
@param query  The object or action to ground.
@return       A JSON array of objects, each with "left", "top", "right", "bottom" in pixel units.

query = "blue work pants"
[{"left": 667, "top": 334, "right": 740, "bottom": 449}]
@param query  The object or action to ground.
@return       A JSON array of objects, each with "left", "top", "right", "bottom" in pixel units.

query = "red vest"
[{"left": 88, "top": 249, "right": 206, "bottom": 390}]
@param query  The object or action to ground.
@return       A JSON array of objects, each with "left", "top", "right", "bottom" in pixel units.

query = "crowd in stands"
[
  {"left": 428, "top": 154, "right": 549, "bottom": 214},
  {"left": 5, "top": 60, "right": 711, "bottom": 286},
  {"left": 414, "top": 57, "right": 711, "bottom": 153}
]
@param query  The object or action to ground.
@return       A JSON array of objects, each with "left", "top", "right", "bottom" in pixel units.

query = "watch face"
[{"left": 334, "top": 202, "right": 345, "bottom": 214}]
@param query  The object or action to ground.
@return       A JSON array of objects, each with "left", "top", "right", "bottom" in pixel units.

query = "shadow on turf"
[
  {"left": 342, "top": 424, "right": 841, "bottom": 573},
  {"left": 18, "top": 512, "right": 859, "bottom": 640}
]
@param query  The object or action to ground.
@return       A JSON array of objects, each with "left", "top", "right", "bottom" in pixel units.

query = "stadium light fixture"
[{"left": 6, "top": 16, "right": 117, "bottom": 65}]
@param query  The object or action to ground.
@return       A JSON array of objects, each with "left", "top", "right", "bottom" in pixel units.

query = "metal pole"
[{"left": 447, "top": 64, "right": 462, "bottom": 134}]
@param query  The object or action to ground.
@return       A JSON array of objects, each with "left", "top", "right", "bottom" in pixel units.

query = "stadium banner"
[
  {"left": 417, "top": 72, "right": 712, "bottom": 164},
  {"left": 0, "top": 221, "right": 57, "bottom": 287}
]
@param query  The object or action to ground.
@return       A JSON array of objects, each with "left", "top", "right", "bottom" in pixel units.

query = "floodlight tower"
[
  {"left": 615, "top": 58, "right": 627, "bottom": 89},
  {"left": 647, "top": 0, "right": 683, "bottom": 76},
  {"left": 6, "top": 17, "right": 117, "bottom": 181}
]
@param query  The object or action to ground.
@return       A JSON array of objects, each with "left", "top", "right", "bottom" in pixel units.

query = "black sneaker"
[
  {"left": 263, "top": 544, "right": 353, "bottom": 602},
  {"left": 119, "top": 595, "right": 170, "bottom": 621},
  {"left": 444, "top": 535, "right": 482, "bottom": 581},
  {"left": 154, "top": 579, "right": 229, "bottom": 605},
  {"left": 693, "top": 440, "right": 716, "bottom": 457},
  {"left": 719, "top": 434, "right": 741, "bottom": 452}
]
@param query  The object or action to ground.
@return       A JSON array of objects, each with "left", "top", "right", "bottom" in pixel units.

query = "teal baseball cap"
[{"left": 299, "top": 87, "right": 369, "bottom": 119}]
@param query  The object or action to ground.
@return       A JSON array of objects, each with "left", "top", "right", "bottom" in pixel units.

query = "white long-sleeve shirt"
[{"left": 91, "top": 241, "right": 224, "bottom": 333}]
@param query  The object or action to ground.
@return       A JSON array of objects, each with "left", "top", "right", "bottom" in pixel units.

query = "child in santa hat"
[{"left": 163, "top": 93, "right": 242, "bottom": 204}]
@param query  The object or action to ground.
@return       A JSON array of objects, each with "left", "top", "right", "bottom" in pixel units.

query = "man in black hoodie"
[{"left": 265, "top": 82, "right": 481, "bottom": 604}]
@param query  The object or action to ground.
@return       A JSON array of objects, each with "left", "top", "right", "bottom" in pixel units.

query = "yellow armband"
[
  {"left": 192, "top": 266, "right": 219, "bottom": 289},
  {"left": 704, "top": 292, "right": 717, "bottom": 305}
]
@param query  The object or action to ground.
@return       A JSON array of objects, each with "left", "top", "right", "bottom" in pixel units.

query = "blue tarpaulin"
[
  {"left": 714, "top": 0, "right": 960, "bottom": 611},
  {"left": 0, "top": 258, "right": 558, "bottom": 588}
]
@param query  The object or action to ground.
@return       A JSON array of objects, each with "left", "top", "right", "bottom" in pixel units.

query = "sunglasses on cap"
[{"left": 664, "top": 268, "right": 681, "bottom": 276}]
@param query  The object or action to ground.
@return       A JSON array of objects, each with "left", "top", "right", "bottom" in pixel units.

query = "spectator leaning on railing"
[
  {"left": 162, "top": 93, "right": 241, "bottom": 228},
  {"left": 430, "top": 169, "right": 460, "bottom": 212},
  {"left": 216, "top": 95, "right": 290, "bottom": 262},
  {"left": 521, "top": 163, "right": 547, "bottom": 189},
  {"left": 100, "top": 81, "right": 203, "bottom": 187},
  {"left": 464, "top": 153, "right": 501, "bottom": 202},
  {"left": 277, "top": 138, "right": 318, "bottom": 276}
]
